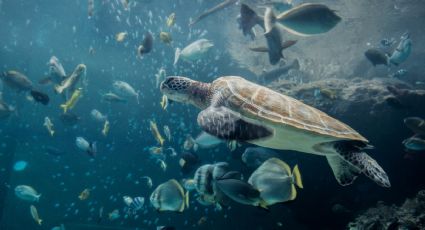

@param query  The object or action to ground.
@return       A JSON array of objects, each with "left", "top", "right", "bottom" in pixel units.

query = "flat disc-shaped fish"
[
  {"left": 150, "top": 179, "right": 188, "bottom": 212},
  {"left": 138, "top": 32, "right": 153, "bottom": 56},
  {"left": 30, "top": 90, "right": 50, "bottom": 105},
  {"left": 215, "top": 178, "right": 263, "bottom": 207}
]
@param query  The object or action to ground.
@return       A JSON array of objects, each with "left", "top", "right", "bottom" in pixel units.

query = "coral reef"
[{"left": 347, "top": 190, "right": 425, "bottom": 230}]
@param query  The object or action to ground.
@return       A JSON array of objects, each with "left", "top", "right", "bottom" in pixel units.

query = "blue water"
[{"left": 1, "top": 0, "right": 425, "bottom": 229}]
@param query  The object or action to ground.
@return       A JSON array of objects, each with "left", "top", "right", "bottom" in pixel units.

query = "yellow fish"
[
  {"left": 150, "top": 120, "right": 165, "bottom": 146},
  {"left": 30, "top": 205, "right": 42, "bottom": 225},
  {"left": 115, "top": 32, "right": 127, "bottom": 42},
  {"left": 43, "top": 117, "right": 55, "bottom": 136},
  {"left": 102, "top": 120, "right": 110, "bottom": 136},
  {"left": 159, "top": 32, "right": 172, "bottom": 44},
  {"left": 60, "top": 88, "right": 82, "bottom": 113},
  {"left": 160, "top": 95, "right": 168, "bottom": 110},
  {"left": 166, "top": 13, "right": 176, "bottom": 27},
  {"left": 78, "top": 188, "right": 90, "bottom": 200}
]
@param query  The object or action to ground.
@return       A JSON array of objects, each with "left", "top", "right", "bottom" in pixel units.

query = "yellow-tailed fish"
[
  {"left": 43, "top": 117, "right": 55, "bottom": 136},
  {"left": 159, "top": 32, "right": 173, "bottom": 44},
  {"left": 30, "top": 205, "right": 42, "bottom": 225},
  {"left": 115, "top": 32, "right": 127, "bottom": 42},
  {"left": 166, "top": 13, "right": 176, "bottom": 27},
  {"left": 60, "top": 88, "right": 82, "bottom": 113},
  {"left": 160, "top": 95, "right": 168, "bottom": 110},
  {"left": 78, "top": 188, "right": 90, "bottom": 200},
  {"left": 102, "top": 120, "right": 110, "bottom": 136},
  {"left": 150, "top": 120, "right": 165, "bottom": 146}
]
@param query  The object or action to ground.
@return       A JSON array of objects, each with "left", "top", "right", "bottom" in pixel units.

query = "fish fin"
[
  {"left": 185, "top": 190, "right": 190, "bottom": 209},
  {"left": 54, "top": 85, "right": 63, "bottom": 94},
  {"left": 174, "top": 48, "right": 181, "bottom": 66},
  {"left": 289, "top": 184, "right": 297, "bottom": 200},
  {"left": 292, "top": 164, "right": 303, "bottom": 189},
  {"left": 60, "top": 104, "right": 68, "bottom": 113},
  {"left": 36, "top": 194, "right": 42, "bottom": 202}
]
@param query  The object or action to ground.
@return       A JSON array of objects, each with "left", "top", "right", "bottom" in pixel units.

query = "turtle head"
[{"left": 160, "top": 76, "right": 210, "bottom": 108}]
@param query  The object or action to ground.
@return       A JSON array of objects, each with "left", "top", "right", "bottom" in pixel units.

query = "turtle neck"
[{"left": 189, "top": 81, "right": 211, "bottom": 109}]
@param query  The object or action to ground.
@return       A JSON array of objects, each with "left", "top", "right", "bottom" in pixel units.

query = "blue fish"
[{"left": 13, "top": 161, "right": 28, "bottom": 171}]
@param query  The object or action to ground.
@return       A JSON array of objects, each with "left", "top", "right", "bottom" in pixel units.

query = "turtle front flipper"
[
  {"left": 333, "top": 141, "right": 391, "bottom": 188},
  {"left": 197, "top": 106, "right": 273, "bottom": 141},
  {"left": 326, "top": 155, "right": 360, "bottom": 186}
]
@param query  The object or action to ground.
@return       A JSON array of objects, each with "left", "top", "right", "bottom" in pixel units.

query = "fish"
[
  {"left": 40, "top": 56, "right": 67, "bottom": 85},
  {"left": 189, "top": 0, "right": 238, "bottom": 26},
  {"left": 242, "top": 147, "right": 281, "bottom": 168},
  {"left": 160, "top": 95, "right": 168, "bottom": 110},
  {"left": 120, "top": 0, "right": 130, "bottom": 10},
  {"left": 238, "top": 4, "right": 264, "bottom": 40},
  {"left": 155, "top": 67, "right": 166, "bottom": 88},
  {"left": 157, "top": 226, "right": 176, "bottom": 230},
  {"left": 248, "top": 158, "right": 303, "bottom": 205},
  {"left": 108, "top": 209, "right": 120, "bottom": 221},
  {"left": 390, "top": 69, "right": 408, "bottom": 78},
  {"left": 90, "top": 109, "right": 107, "bottom": 123},
  {"left": 174, "top": 39, "right": 214, "bottom": 65},
  {"left": 60, "top": 88, "right": 82, "bottom": 113},
  {"left": 1, "top": 70, "right": 33, "bottom": 91},
  {"left": 59, "top": 112, "right": 81, "bottom": 125},
  {"left": 150, "top": 120, "right": 165, "bottom": 146},
  {"left": 403, "top": 136, "right": 425, "bottom": 152},
  {"left": 275, "top": 3, "right": 341, "bottom": 36},
  {"left": 13, "top": 161, "right": 28, "bottom": 171},
  {"left": 365, "top": 48, "right": 389, "bottom": 66},
  {"left": 159, "top": 32, "right": 172, "bottom": 44},
  {"left": 0, "top": 95, "right": 14, "bottom": 119},
  {"left": 78, "top": 188, "right": 90, "bottom": 200},
  {"left": 157, "top": 159, "right": 167, "bottom": 172},
  {"left": 183, "top": 135, "right": 197, "bottom": 151},
  {"left": 102, "top": 120, "right": 110, "bottom": 136},
  {"left": 194, "top": 132, "right": 223, "bottom": 149},
  {"left": 404, "top": 117, "right": 425, "bottom": 135},
  {"left": 149, "top": 146, "right": 165, "bottom": 160},
  {"left": 150, "top": 179, "right": 189, "bottom": 212},
  {"left": 30, "top": 90, "right": 49, "bottom": 105},
  {"left": 75, "top": 137, "right": 97, "bottom": 158},
  {"left": 182, "top": 179, "right": 197, "bottom": 191},
  {"left": 43, "top": 117, "right": 55, "bottom": 136},
  {"left": 142, "top": 176, "right": 153, "bottom": 188},
  {"left": 15, "top": 185, "right": 41, "bottom": 202},
  {"left": 124, "top": 196, "right": 145, "bottom": 215},
  {"left": 101, "top": 92, "right": 127, "bottom": 103},
  {"left": 138, "top": 32, "right": 153, "bottom": 56},
  {"left": 30, "top": 205, "right": 42, "bottom": 225},
  {"left": 51, "top": 224, "right": 65, "bottom": 230},
  {"left": 264, "top": 7, "right": 288, "bottom": 65},
  {"left": 166, "top": 147, "right": 178, "bottom": 157},
  {"left": 113, "top": 81, "right": 139, "bottom": 104},
  {"left": 166, "top": 13, "right": 176, "bottom": 27},
  {"left": 88, "top": 0, "right": 94, "bottom": 18},
  {"left": 215, "top": 178, "right": 267, "bottom": 208},
  {"left": 260, "top": 59, "right": 300, "bottom": 82},
  {"left": 179, "top": 152, "right": 200, "bottom": 174},
  {"left": 115, "top": 32, "right": 128, "bottom": 42},
  {"left": 198, "top": 216, "right": 207, "bottom": 226},
  {"left": 193, "top": 163, "right": 228, "bottom": 196},
  {"left": 55, "top": 64, "right": 86, "bottom": 96},
  {"left": 389, "top": 32, "right": 412, "bottom": 66},
  {"left": 163, "top": 125, "right": 172, "bottom": 141}
]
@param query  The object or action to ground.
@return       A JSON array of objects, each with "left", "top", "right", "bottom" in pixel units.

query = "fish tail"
[
  {"left": 60, "top": 104, "right": 68, "bottom": 113},
  {"left": 54, "top": 85, "right": 62, "bottom": 94},
  {"left": 174, "top": 48, "right": 181, "bottom": 66},
  {"left": 289, "top": 184, "right": 297, "bottom": 200},
  {"left": 292, "top": 164, "right": 303, "bottom": 189},
  {"left": 37, "top": 219, "right": 43, "bottom": 225}
]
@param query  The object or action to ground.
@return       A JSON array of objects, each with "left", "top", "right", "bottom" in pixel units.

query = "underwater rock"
[{"left": 347, "top": 190, "right": 425, "bottom": 230}]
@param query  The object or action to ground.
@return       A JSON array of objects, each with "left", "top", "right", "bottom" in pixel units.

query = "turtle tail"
[{"left": 334, "top": 141, "right": 390, "bottom": 188}]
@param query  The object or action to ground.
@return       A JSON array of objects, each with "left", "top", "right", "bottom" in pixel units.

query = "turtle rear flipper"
[
  {"left": 326, "top": 155, "right": 360, "bottom": 186},
  {"left": 197, "top": 106, "right": 273, "bottom": 141},
  {"left": 333, "top": 142, "right": 391, "bottom": 188}
]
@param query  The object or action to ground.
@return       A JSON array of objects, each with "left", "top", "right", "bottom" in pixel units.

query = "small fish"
[
  {"left": 90, "top": 109, "right": 107, "bottom": 123},
  {"left": 97, "top": 206, "right": 104, "bottom": 224},
  {"left": 88, "top": 0, "right": 94, "bottom": 18},
  {"left": 30, "top": 205, "right": 42, "bottom": 225},
  {"left": 123, "top": 196, "right": 133, "bottom": 206},
  {"left": 157, "top": 159, "right": 167, "bottom": 172},
  {"left": 198, "top": 216, "right": 207, "bottom": 226},
  {"left": 138, "top": 32, "right": 153, "bottom": 57},
  {"left": 149, "top": 146, "right": 164, "bottom": 159},
  {"left": 51, "top": 224, "right": 65, "bottom": 230},
  {"left": 389, "top": 32, "right": 412, "bottom": 66},
  {"left": 78, "top": 188, "right": 90, "bottom": 200},
  {"left": 47, "top": 56, "right": 66, "bottom": 83},
  {"left": 142, "top": 176, "right": 153, "bottom": 188},
  {"left": 120, "top": 0, "right": 130, "bottom": 11},
  {"left": 174, "top": 39, "right": 214, "bottom": 65},
  {"left": 102, "top": 120, "right": 110, "bottom": 136},
  {"left": 55, "top": 64, "right": 86, "bottom": 95},
  {"left": 60, "top": 88, "right": 83, "bottom": 113},
  {"left": 30, "top": 90, "right": 49, "bottom": 105},
  {"left": 102, "top": 92, "right": 127, "bottom": 103},
  {"left": 160, "top": 95, "right": 168, "bottom": 110},
  {"left": 159, "top": 32, "right": 172, "bottom": 44},
  {"left": 150, "top": 120, "right": 165, "bottom": 146},
  {"left": 179, "top": 152, "right": 200, "bottom": 174},
  {"left": 404, "top": 117, "right": 425, "bottom": 135},
  {"left": 155, "top": 67, "right": 166, "bottom": 88},
  {"left": 182, "top": 179, "right": 196, "bottom": 191},
  {"left": 109, "top": 209, "right": 120, "bottom": 221},
  {"left": 43, "top": 117, "right": 55, "bottom": 136},
  {"left": 390, "top": 69, "right": 408, "bottom": 78},
  {"left": 59, "top": 112, "right": 81, "bottom": 126},
  {"left": 150, "top": 179, "right": 189, "bottom": 212},
  {"left": 163, "top": 125, "right": 172, "bottom": 142},
  {"left": 1, "top": 70, "right": 33, "bottom": 91},
  {"left": 124, "top": 196, "right": 144, "bottom": 215},
  {"left": 76, "top": 137, "right": 97, "bottom": 158},
  {"left": 113, "top": 81, "right": 139, "bottom": 104},
  {"left": 166, "top": 13, "right": 176, "bottom": 27},
  {"left": 13, "top": 161, "right": 28, "bottom": 172},
  {"left": 115, "top": 32, "right": 128, "bottom": 42},
  {"left": 15, "top": 185, "right": 41, "bottom": 202},
  {"left": 0, "top": 95, "right": 14, "bottom": 119}
]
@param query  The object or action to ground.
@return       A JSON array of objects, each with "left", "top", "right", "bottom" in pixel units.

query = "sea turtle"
[{"left": 160, "top": 76, "right": 390, "bottom": 187}]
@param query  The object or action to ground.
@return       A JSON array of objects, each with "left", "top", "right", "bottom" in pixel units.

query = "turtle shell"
[{"left": 211, "top": 76, "right": 367, "bottom": 142}]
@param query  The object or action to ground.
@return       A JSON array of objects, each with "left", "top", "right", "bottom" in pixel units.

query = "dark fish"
[
  {"left": 190, "top": 0, "right": 238, "bottom": 26},
  {"left": 1, "top": 71, "right": 33, "bottom": 91},
  {"left": 264, "top": 8, "right": 288, "bottom": 65},
  {"left": 365, "top": 49, "right": 389, "bottom": 66},
  {"left": 30, "top": 90, "right": 49, "bottom": 105},
  {"left": 260, "top": 59, "right": 300, "bottom": 82},
  {"left": 404, "top": 117, "right": 425, "bottom": 135},
  {"left": 276, "top": 3, "right": 341, "bottom": 36},
  {"left": 179, "top": 152, "right": 200, "bottom": 174},
  {"left": 238, "top": 4, "right": 264, "bottom": 39},
  {"left": 242, "top": 147, "right": 280, "bottom": 168},
  {"left": 215, "top": 178, "right": 266, "bottom": 208},
  {"left": 59, "top": 112, "right": 81, "bottom": 125},
  {"left": 138, "top": 32, "right": 153, "bottom": 56}
]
